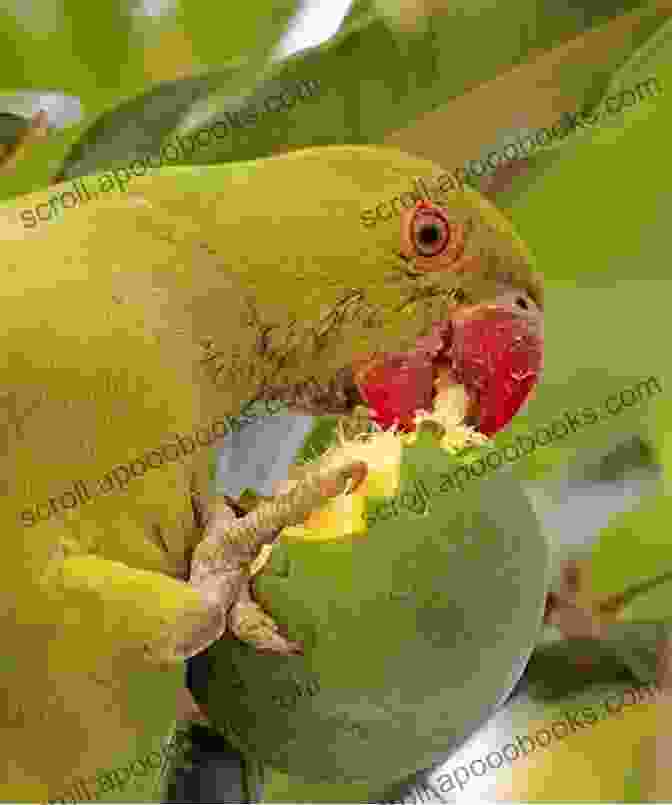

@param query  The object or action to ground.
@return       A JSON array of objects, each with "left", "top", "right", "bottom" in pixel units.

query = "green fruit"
[{"left": 190, "top": 431, "right": 550, "bottom": 788}]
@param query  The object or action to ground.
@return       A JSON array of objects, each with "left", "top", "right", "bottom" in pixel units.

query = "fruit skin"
[{"left": 189, "top": 432, "right": 550, "bottom": 788}]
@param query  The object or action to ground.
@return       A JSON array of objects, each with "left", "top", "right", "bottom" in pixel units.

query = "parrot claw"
[
  {"left": 228, "top": 580, "right": 304, "bottom": 656},
  {"left": 249, "top": 543, "right": 273, "bottom": 577}
]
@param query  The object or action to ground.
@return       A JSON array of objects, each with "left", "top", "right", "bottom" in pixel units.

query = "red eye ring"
[{"left": 410, "top": 203, "right": 452, "bottom": 257}]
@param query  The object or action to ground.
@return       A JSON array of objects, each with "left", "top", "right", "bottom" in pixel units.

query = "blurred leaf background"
[
  {"left": 0, "top": 0, "right": 301, "bottom": 198},
  {"left": 2, "top": 0, "right": 664, "bottom": 198}
]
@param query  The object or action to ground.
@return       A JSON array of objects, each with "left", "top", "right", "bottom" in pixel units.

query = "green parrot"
[{"left": 0, "top": 144, "right": 545, "bottom": 802}]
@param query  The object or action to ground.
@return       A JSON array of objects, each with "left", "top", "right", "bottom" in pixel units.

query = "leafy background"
[{"left": 3, "top": 0, "right": 672, "bottom": 801}]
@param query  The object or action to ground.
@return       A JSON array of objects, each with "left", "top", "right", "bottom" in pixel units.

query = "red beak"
[{"left": 353, "top": 303, "right": 543, "bottom": 437}]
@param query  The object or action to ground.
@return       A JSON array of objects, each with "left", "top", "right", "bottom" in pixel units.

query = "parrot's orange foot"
[{"left": 0, "top": 109, "right": 49, "bottom": 173}]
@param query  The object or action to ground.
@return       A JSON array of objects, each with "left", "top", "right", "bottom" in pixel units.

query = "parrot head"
[
  {"left": 191, "top": 146, "right": 544, "bottom": 438},
  {"left": 347, "top": 199, "right": 544, "bottom": 437},
  {"left": 246, "top": 146, "right": 543, "bottom": 439}
]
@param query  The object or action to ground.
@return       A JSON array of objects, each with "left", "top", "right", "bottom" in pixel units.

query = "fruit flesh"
[{"left": 282, "top": 430, "right": 402, "bottom": 540}]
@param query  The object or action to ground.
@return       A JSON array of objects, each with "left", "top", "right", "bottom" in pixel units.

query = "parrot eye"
[
  {"left": 515, "top": 296, "right": 529, "bottom": 310},
  {"left": 411, "top": 208, "right": 451, "bottom": 257}
]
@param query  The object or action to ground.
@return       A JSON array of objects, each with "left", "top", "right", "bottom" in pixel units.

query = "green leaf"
[
  {"left": 481, "top": 14, "right": 672, "bottom": 612},
  {"left": 499, "top": 35, "right": 672, "bottom": 691},
  {"left": 1, "top": 0, "right": 299, "bottom": 105},
  {"left": 56, "top": 70, "right": 242, "bottom": 182},
  {"left": 52, "top": 0, "right": 660, "bottom": 203},
  {"left": 599, "top": 10, "right": 672, "bottom": 130},
  {"left": 527, "top": 614, "right": 672, "bottom": 703},
  {"left": 525, "top": 637, "right": 638, "bottom": 701},
  {"left": 155, "top": 0, "right": 651, "bottom": 168},
  {"left": 599, "top": 620, "right": 672, "bottom": 683},
  {"left": 0, "top": 112, "right": 30, "bottom": 148},
  {"left": 0, "top": 0, "right": 300, "bottom": 197},
  {"left": 468, "top": 2, "right": 671, "bottom": 205},
  {"left": 578, "top": 435, "right": 661, "bottom": 484},
  {"left": 619, "top": 571, "right": 672, "bottom": 621}
]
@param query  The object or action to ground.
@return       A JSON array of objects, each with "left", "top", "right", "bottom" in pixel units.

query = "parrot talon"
[{"left": 229, "top": 581, "right": 304, "bottom": 656}]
